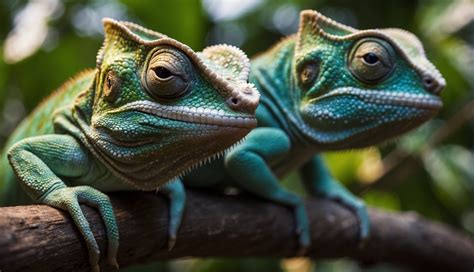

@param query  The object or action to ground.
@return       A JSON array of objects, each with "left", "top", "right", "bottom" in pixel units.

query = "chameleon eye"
[
  {"left": 349, "top": 39, "right": 394, "bottom": 84},
  {"left": 363, "top": 53, "right": 379, "bottom": 64},
  {"left": 143, "top": 48, "right": 194, "bottom": 99},
  {"left": 103, "top": 70, "right": 120, "bottom": 102},
  {"left": 298, "top": 61, "right": 319, "bottom": 88},
  {"left": 154, "top": 67, "right": 172, "bottom": 79}
]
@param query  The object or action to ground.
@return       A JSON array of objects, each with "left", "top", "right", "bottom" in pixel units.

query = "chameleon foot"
[
  {"left": 293, "top": 199, "right": 311, "bottom": 252},
  {"left": 41, "top": 186, "right": 119, "bottom": 271},
  {"left": 315, "top": 179, "right": 370, "bottom": 243},
  {"left": 168, "top": 236, "right": 177, "bottom": 251},
  {"left": 160, "top": 180, "right": 186, "bottom": 251}
]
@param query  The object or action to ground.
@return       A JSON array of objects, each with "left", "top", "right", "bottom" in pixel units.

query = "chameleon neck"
[
  {"left": 65, "top": 75, "right": 152, "bottom": 191},
  {"left": 49, "top": 73, "right": 136, "bottom": 191},
  {"left": 251, "top": 36, "right": 318, "bottom": 148}
]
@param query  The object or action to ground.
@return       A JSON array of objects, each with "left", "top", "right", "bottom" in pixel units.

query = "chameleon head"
[
  {"left": 76, "top": 18, "right": 259, "bottom": 190},
  {"left": 292, "top": 10, "right": 445, "bottom": 149}
]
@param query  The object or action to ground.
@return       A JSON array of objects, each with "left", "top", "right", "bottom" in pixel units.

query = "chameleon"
[
  {"left": 182, "top": 9, "right": 445, "bottom": 249},
  {"left": 0, "top": 18, "right": 259, "bottom": 271}
]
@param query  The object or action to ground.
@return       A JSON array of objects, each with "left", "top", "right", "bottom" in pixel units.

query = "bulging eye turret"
[
  {"left": 349, "top": 39, "right": 395, "bottom": 84},
  {"left": 143, "top": 47, "right": 194, "bottom": 99}
]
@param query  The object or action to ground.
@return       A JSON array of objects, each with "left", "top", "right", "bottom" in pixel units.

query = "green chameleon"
[
  {"left": 183, "top": 9, "right": 445, "bottom": 248},
  {"left": 0, "top": 19, "right": 259, "bottom": 271}
]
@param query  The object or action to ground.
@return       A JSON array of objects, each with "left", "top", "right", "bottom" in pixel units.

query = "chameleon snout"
[{"left": 226, "top": 83, "right": 260, "bottom": 115}]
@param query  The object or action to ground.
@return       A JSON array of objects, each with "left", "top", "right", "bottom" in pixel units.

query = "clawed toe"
[
  {"left": 108, "top": 256, "right": 119, "bottom": 269},
  {"left": 296, "top": 243, "right": 309, "bottom": 256},
  {"left": 295, "top": 219, "right": 311, "bottom": 255},
  {"left": 168, "top": 235, "right": 177, "bottom": 251}
]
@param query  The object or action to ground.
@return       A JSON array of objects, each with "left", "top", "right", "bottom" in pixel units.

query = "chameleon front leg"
[
  {"left": 159, "top": 179, "right": 186, "bottom": 250},
  {"left": 300, "top": 155, "right": 370, "bottom": 241},
  {"left": 224, "top": 128, "right": 310, "bottom": 249},
  {"left": 7, "top": 135, "right": 118, "bottom": 272}
]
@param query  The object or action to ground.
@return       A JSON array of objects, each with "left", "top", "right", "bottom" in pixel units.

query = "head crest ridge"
[{"left": 296, "top": 10, "right": 357, "bottom": 53}]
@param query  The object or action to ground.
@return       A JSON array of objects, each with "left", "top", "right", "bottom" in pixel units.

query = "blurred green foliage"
[{"left": 0, "top": 0, "right": 473, "bottom": 271}]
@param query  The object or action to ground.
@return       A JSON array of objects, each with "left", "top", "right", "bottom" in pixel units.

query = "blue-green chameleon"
[
  {"left": 183, "top": 9, "right": 446, "bottom": 248},
  {"left": 0, "top": 19, "right": 259, "bottom": 271}
]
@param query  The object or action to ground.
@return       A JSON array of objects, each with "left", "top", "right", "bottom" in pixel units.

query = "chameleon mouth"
[
  {"left": 111, "top": 100, "right": 257, "bottom": 129},
  {"left": 314, "top": 87, "right": 442, "bottom": 110}
]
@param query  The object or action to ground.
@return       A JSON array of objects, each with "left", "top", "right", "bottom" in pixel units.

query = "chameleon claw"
[
  {"left": 107, "top": 238, "right": 119, "bottom": 269},
  {"left": 108, "top": 256, "right": 119, "bottom": 270},
  {"left": 293, "top": 222, "right": 310, "bottom": 255},
  {"left": 311, "top": 178, "right": 371, "bottom": 246},
  {"left": 296, "top": 229, "right": 310, "bottom": 256},
  {"left": 355, "top": 203, "right": 370, "bottom": 248},
  {"left": 334, "top": 198, "right": 371, "bottom": 245},
  {"left": 168, "top": 235, "right": 177, "bottom": 251},
  {"left": 89, "top": 249, "right": 101, "bottom": 272},
  {"left": 293, "top": 201, "right": 311, "bottom": 254},
  {"left": 91, "top": 264, "right": 100, "bottom": 272},
  {"left": 296, "top": 226, "right": 310, "bottom": 255},
  {"left": 161, "top": 180, "right": 184, "bottom": 251},
  {"left": 296, "top": 245, "right": 309, "bottom": 256}
]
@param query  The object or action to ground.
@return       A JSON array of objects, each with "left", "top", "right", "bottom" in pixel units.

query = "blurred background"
[{"left": 0, "top": 0, "right": 473, "bottom": 271}]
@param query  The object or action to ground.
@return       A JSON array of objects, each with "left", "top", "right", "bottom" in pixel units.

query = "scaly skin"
[
  {"left": 0, "top": 18, "right": 259, "bottom": 271},
  {"left": 184, "top": 10, "right": 445, "bottom": 249}
]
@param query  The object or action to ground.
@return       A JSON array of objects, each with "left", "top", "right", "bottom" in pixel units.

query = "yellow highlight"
[
  {"left": 357, "top": 148, "right": 384, "bottom": 184},
  {"left": 281, "top": 258, "right": 313, "bottom": 272}
]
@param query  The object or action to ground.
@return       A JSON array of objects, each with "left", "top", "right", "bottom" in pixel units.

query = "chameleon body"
[
  {"left": 0, "top": 19, "right": 259, "bottom": 271},
  {"left": 183, "top": 10, "right": 445, "bottom": 247}
]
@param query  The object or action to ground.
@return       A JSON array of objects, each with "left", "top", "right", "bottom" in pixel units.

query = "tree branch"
[{"left": 1, "top": 189, "right": 473, "bottom": 272}]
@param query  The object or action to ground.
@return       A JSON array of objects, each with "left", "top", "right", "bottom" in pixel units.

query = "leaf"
[{"left": 422, "top": 145, "right": 474, "bottom": 211}]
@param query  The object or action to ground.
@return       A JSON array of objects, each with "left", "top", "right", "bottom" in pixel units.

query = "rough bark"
[{"left": 0, "top": 189, "right": 473, "bottom": 272}]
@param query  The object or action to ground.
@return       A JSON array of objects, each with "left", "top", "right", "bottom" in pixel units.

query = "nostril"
[
  {"left": 422, "top": 74, "right": 439, "bottom": 93},
  {"left": 226, "top": 84, "right": 259, "bottom": 114},
  {"left": 227, "top": 96, "right": 242, "bottom": 109},
  {"left": 424, "top": 78, "right": 433, "bottom": 86}
]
